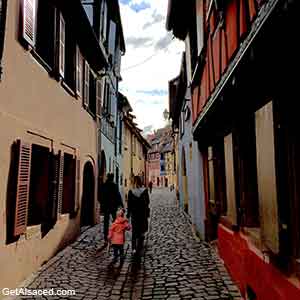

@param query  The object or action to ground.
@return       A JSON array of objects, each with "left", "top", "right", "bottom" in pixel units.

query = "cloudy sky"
[{"left": 119, "top": 0, "right": 184, "bottom": 132}]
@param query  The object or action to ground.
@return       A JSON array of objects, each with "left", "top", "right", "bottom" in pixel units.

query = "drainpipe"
[{"left": 0, "top": 0, "right": 8, "bottom": 81}]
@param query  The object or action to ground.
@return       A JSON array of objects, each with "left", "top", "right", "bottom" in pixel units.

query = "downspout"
[{"left": 0, "top": 0, "right": 8, "bottom": 82}]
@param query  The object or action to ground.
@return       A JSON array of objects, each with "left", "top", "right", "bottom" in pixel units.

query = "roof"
[
  {"left": 118, "top": 92, "right": 133, "bottom": 112},
  {"left": 168, "top": 52, "right": 187, "bottom": 127},
  {"left": 109, "top": 0, "right": 126, "bottom": 53},
  {"left": 166, "top": 0, "right": 194, "bottom": 41},
  {"left": 124, "top": 115, "right": 151, "bottom": 150}
]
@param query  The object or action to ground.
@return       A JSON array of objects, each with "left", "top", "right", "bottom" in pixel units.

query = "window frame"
[{"left": 59, "top": 12, "right": 65, "bottom": 78}]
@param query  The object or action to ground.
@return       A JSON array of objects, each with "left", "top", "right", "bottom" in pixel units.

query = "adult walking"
[
  {"left": 127, "top": 176, "right": 150, "bottom": 257},
  {"left": 99, "top": 173, "right": 124, "bottom": 243}
]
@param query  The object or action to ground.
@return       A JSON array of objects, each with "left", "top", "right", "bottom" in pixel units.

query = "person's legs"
[
  {"left": 103, "top": 213, "right": 109, "bottom": 241},
  {"left": 131, "top": 227, "right": 137, "bottom": 253},
  {"left": 137, "top": 234, "right": 145, "bottom": 255},
  {"left": 119, "top": 245, "right": 125, "bottom": 264},
  {"left": 112, "top": 245, "right": 118, "bottom": 263}
]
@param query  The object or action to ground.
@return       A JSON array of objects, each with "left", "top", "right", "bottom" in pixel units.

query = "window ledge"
[
  {"left": 25, "top": 224, "right": 41, "bottom": 240},
  {"left": 30, "top": 49, "right": 53, "bottom": 74},
  {"left": 61, "top": 81, "right": 76, "bottom": 97}
]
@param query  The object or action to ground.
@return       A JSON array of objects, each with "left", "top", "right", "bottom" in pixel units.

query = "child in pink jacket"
[{"left": 108, "top": 208, "right": 131, "bottom": 264}]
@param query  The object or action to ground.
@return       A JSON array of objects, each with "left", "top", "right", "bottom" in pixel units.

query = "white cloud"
[{"left": 119, "top": 0, "right": 184, "bottom": 130}]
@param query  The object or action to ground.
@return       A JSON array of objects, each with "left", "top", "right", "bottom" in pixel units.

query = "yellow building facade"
[
  {"left": 123, "top": 115, "right": 150, "bottom": 203},
  {"left": 0, "top": 0, "right": 108, "bottom": 293}
]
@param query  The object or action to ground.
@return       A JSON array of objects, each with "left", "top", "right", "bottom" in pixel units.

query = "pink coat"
[{"left": 108, "top": 216, "right": 131, "bottom": 245}]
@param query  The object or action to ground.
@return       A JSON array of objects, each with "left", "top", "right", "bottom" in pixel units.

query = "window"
[
  {"left": 76, "top": 46, "right": 83, "bottom": 97},
  {"left": 84, "top": 61, "right": 90, "bottom": 107},
  {"left": 62, "top": 153, "right": 76, "bottom": 214},
  {"left": 205, "top": 140, "right": 227, "bottom": 228},
  {"left": 64, "top": 18, "right": 76, "bottom": 90},
  {"left": 103, "top": 82, "right": 111, "bottom": 114},
  {"left": 28, "top": 144, "right": 50, "bottom": 226},
  {"left": 89, "top": 71, "right": 97, "bottom": 116},
  {"left": 118, "top": 116, "right": 123, "bottom": 155},
  {"left": 35, "top": 0, "right": 55, "bottom": 68},
  {"left": 59, "top": 13, "right": 65, "bottom": 77},
  {"left": 96, "top": 79, "right": 103, "bottom": 117},
  {"left": 196, "top": 0, "right": 205, "bottom": 56},
  {"left": 100, "top": 0, "right": 108, "bottom": 43},
  {"left": 233, "top": 116, "right": 259, "bottom": 228},
  {"left": 7, "top": 140, "right": 79, "bottom": 243},
  {"left": 21, "top": 0, "right": 55, "bottom": 70}
]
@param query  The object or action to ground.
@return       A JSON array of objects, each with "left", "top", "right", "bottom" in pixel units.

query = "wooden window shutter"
[
  {"left": 101, "top": 0, "right": 108, "bottom": 42},
  {"left": 22, "top": 0, "right": 36, "bottom": 47},
  {"left": 14, "top": 140, "right": 32, "bottom": 236},
  {"left": 224, "top": 133, "right": 237, "bottom": 225},
  {"left": 57, "top": 151, "right": 64, "bottom": 215},
  {"left": 59, "top": 13, "right": 65, "bottom": 77},
  {"left": 74, "top": 159, "right": 80, "bottom": 216},
  {"left": 255, "top": 101, "right": 280, "bottom": 254},
  {"left": 84, "top": 61, "right": 90, "bottom": 108},
  {"left": 49, "top": 153, "right": 59, "bottom": 226},
  {"left": 96, "top": 79, "right": 102, "bottom": 117}
]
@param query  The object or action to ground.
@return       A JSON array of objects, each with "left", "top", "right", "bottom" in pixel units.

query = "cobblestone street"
[{"left": 14, "top": 189, "right": 241, "bottom": 300}]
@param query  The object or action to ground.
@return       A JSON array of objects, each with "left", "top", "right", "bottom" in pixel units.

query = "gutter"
[{"left": 192, "top": 0, "right": 280, "bottom": 136}]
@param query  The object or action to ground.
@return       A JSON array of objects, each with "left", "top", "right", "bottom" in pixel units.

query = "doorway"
[{"left": 80, "top": 161, "right": 95, "bottom": 227}]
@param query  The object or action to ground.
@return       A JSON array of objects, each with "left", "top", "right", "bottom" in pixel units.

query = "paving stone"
[{"left": 13, "top": 189, "right": 241, "bottom": 300}]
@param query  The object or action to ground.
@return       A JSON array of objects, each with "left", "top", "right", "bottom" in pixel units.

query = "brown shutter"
[
  {"left": 73, "top": 159, "right": 81, "bottom": 217},
  {"left": 57, "top": 151, "right": 64, "bottom": 215},
  {"left": 14, "top": 140, "right": 31, "bottom": 236},
  {"left": 224, "top": 133, "right": 237, "bottom": 225},
  {"left": 22, "top": 0, "right": 36, "bottom": 46},
  {"left": 255, "top": 101, "right": 279, "bottom": 254},
  {"left": 49, "top": 153, "right": 59, "bottom": 226}
]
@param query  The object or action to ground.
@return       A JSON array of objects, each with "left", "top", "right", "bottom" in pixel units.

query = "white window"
[
  {"left": 96, "top": 79, "right": 103, "bottom": 117},
  {"left": 84, "top": 61, "right": 90, "bottom": 107},
  {"left": 59, "top": 13, "right": 65, "bottom": 77},
  {"left": 76, "top": 46, "right": 83, "bottom": 97}
]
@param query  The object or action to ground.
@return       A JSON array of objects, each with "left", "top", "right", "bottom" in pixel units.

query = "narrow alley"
[{"left": 12, "top": 189, "right": 240, "bottom": 300}]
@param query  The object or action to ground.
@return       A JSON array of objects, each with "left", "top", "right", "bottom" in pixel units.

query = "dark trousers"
[
  {"left": 112, "top": 244, "right": 124, "bottom": 262},
  {"left": 132, "top": 229, "right": 145, "bottom": 254},
  {"left": 103, "top": 211, "right": 116, "bottom": 241}
]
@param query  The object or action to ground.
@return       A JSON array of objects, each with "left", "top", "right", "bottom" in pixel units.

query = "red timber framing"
[{"left": 191, "top": 0, "right": 279, "bottom": 127}]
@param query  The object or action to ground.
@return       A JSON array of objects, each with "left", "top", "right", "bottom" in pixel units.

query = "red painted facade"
[
  {"left": 192, "top": 0, "right": 259, "bottom": 123},
  {"left": 190, "top": 1, "right": 300, "bottom": 299},
  {"left": 218, "top": 225, "right": 300, "bottom": 300}
]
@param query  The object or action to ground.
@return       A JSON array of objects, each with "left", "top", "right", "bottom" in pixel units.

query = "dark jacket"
[
  {"left": 99, "top": 181, "right": 123, "bottom": 213},
  {"left": 127, "top": 187, "right": 150, "bottom": 234}
]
